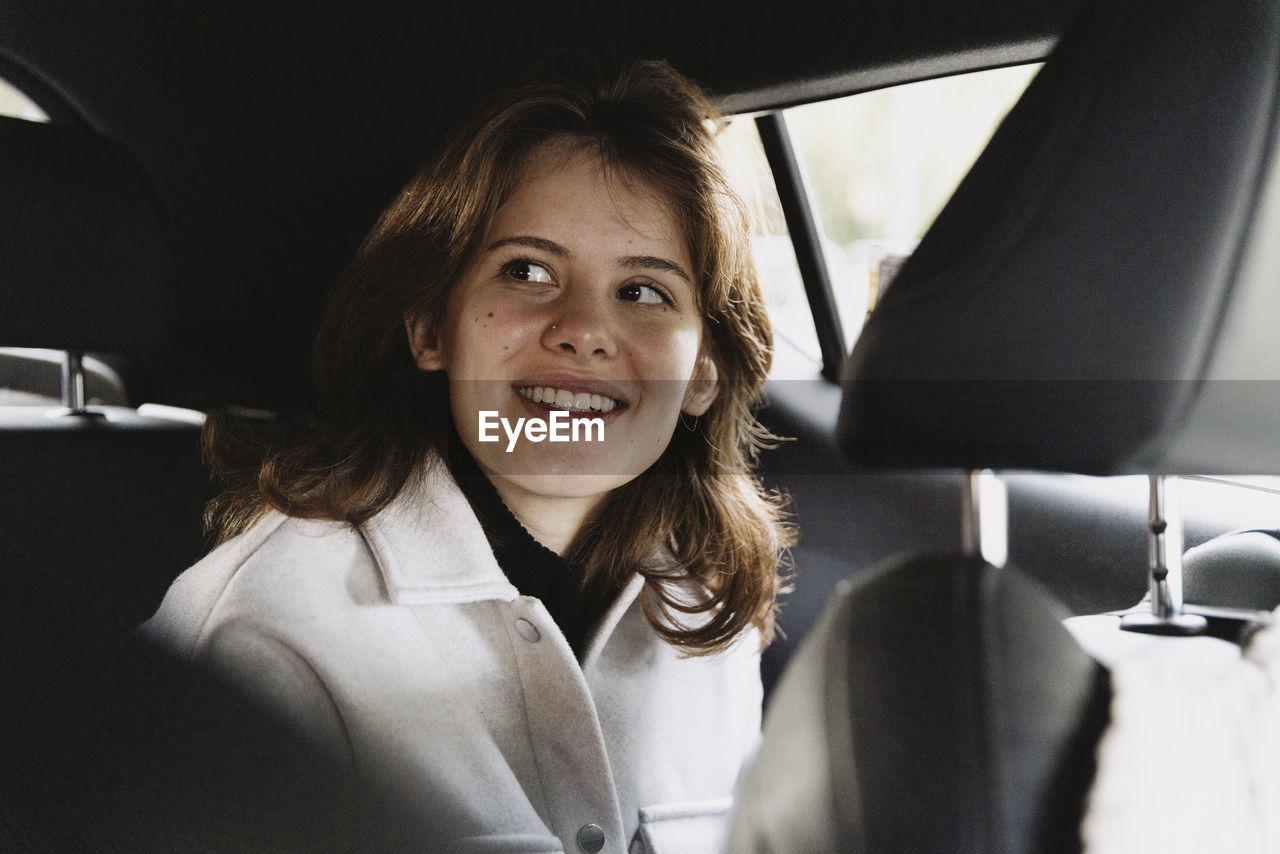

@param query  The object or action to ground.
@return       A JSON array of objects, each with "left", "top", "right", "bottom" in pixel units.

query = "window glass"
[
  {"left": 0, "top": 76, "right": 49, "bottom": 122},
  {"left": 719, "top": 116, "right": 821, "bottom": 369},
  {"left": 784, "top": 64, "right": 1039, "bottom": 346},
  {"left": 1180, "top": 475, "right": 1280, "bottom": 534}
]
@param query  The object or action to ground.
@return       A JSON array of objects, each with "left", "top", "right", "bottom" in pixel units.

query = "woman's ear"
[
  {"left": 681, "top": 352, "right": 719, "bottom": 417},
  {"left": 405, "top": 315, "right": 447, "bottom": 372}
]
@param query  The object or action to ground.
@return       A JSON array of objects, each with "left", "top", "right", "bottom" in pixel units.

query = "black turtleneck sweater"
[{"left": 446, "top": 442, "right": 611, "bottom": 660}]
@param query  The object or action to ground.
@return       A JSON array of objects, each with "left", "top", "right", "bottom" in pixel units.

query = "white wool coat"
[{"left": 141, "top": 461, "right": 762, "bottom": 854}]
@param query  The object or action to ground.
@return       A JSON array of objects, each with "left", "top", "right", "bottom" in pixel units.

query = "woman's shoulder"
[
  {"left": 140, "top": 512, "right": 379, "bottom": 656},
  {"left": 142, "top": 461, "right": 509, "bottom": 653}
]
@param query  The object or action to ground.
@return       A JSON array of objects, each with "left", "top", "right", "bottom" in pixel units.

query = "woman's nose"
[{"left": 541, "top": 292, "right": 617, "bottom": 358}]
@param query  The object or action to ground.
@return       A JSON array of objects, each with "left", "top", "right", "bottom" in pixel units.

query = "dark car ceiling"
[{"left": 0, "top": 0, "right": 1079, "bottom": 411}]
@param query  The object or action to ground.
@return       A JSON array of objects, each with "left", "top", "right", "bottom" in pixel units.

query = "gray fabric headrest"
[
  {"left": 1184, "top": 530, "right": 1280, "bottom": 613},
  {"left": 839, "top": 0, "right": 1280, "bottom": 474},
  {"left": 0, "top": 115, "right": 172, "bottom": 352}
]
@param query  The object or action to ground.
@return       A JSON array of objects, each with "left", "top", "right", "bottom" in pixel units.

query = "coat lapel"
[
  {"left": 580, "top": 574, "right": 645, "bottom": 669},
  {"left": 359, "top": 460, "right": 518, "bottom": 605}
]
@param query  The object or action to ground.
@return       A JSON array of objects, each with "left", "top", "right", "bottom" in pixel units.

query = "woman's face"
[{"left": 408, "top": 142, "right": 717, "bottom": 526}]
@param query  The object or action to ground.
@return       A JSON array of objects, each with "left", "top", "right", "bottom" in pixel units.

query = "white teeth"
[{"left": 517, "top": 386, "right": 621, "bottom": 412}]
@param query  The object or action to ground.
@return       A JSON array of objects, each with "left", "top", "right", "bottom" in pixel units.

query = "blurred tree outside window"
[{"left": 722, "top": 64, "right": 1039, "bottom": 363}]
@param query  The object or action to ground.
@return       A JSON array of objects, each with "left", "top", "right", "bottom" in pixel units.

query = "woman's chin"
[
  {"left": 469, "top": 438, "right": 657, "bottom": 501},
  {"left": 495, "top": 471, "right": 634, "bottom": 502}
]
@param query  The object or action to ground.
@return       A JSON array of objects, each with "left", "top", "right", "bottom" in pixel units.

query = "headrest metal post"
[
  {"left": 62, "top": 350, "right": 86, "bottom": 413},
  {"left": 1120, "top": 474, "right": 1207, "bottom": 635},
  {"left": 48, "top": 350, "right": 105, "bottom": 420},
  {"left": 961, "top": 469, "right": 1007, "bottom": 568}
]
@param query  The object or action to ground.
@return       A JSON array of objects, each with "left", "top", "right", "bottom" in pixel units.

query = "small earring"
[{"left": 680, "top": 412, "right": 698, "bottom": 432}]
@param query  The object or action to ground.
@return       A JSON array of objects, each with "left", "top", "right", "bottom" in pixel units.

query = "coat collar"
[
  {"left": 358, "top": 458, "right": 649, "bottom": 659},
  {"left": 359, "top": 459, "right": 519, "bottom": 605},
  {"left": 582, "top": 573, "right": 645, "bottom": 667}
]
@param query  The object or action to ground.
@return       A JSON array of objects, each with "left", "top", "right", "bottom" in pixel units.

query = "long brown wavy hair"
[{"left": 204, "top": 56, "right": 792, "bottom": 655}]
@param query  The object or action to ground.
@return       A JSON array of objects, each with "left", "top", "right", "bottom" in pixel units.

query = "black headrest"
[
  {"left": 0, "top": 116, "right": 172, "bottom": 352},
  {"left": 839, "top": 0, "right": 1280, "bottom": 474},
  {"left": 726, "top": 555, "right": 1109, "bottom": 853},
  {"left": 1183, "top": 529, "right": 1280, "bottom": 612}
]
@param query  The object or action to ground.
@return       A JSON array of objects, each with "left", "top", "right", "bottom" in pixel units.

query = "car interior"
[{"left": 2, "top": 0, "right": 1279, "bottom": 849}]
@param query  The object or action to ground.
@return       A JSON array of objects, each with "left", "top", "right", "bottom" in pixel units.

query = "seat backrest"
[
  {"left": 0, "top": 94, "right": 291, "bottom": 851},
  {"left": 0, "top": 527, "right": 374, "bottom": 851},
  {"left": 734, "top": 0, "right": 1280, "bottom": 847},
  {"left": 728, "top": 556, "right": 1109, "bottom": 853},
  {"left": 0, "top": 408, "right": 213, "bottom": 623},
  {"left": 0, "top": 112, "right": 215, "bottom": 624}
]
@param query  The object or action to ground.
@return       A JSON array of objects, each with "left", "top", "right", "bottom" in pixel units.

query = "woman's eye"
[
  {"left": 617, "top": 282, "right": 670, "bottom": 305},
  {"left": 504, "top": 260, "right": 553, "bottom": 284}
]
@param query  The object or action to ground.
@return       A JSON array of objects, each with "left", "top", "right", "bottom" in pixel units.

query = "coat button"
[
  {"left": 514, "top": 618, "right": 541, "bottom": 643},
  {"left": 576, "top": 823, "right": 605, "bottom": 852}
]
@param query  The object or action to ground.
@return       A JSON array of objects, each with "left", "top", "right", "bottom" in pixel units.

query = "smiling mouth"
[{"left": 517, "top": 385, "right": 624, "bottom": 413}]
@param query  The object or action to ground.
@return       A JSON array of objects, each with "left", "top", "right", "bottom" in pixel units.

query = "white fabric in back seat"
[{"left": 1068, "top": 611, "right": 1280, "bottom": 854}]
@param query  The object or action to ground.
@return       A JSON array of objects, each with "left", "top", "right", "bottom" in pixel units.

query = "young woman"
[{"left": 144, "top": 56, "right": 790, "bottom": 854}]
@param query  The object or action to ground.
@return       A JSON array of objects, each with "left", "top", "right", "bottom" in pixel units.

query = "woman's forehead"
[
  {"left": 488, "top": 142, "right": 692, "bottom": 267},
  {"left": 507, "top": 138, "right": 672, "bottom": 213}
]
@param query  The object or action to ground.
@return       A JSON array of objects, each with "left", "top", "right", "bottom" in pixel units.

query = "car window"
[
  {"left": 788, "top": 64, "right": 1039, "bottom": 346},
  {"left": 719, "top": 116, "right": 819, "bottom": 373},
  {"left": 724, "top": 60, "right": 1280, "bottom": 625},
  {"left": 723, "top": 65, "right": 1039, "bottom": 363},
  {"left": 1181, "top": 475, "right": 1280, "bottom": 533},
  {"left": 0, "top": 75, "right": 48, "bottom": 122}
]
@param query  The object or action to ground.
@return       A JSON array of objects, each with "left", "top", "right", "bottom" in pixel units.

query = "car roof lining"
[
  {"left": 718, "top": 42, "right": 1056, "bottom": 115},
  {"left": 0, "top": 0, "right": 1078, "bottom": 410}
]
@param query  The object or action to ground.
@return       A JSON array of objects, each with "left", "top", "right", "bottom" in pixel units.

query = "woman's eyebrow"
[
  {"left": 618, "top": 255, "right": 691, "bottom": 284},
  {"left": 487, "top": 235, "right": 569, "bottom": 257}
]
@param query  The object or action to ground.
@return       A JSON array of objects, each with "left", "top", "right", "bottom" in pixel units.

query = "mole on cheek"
[{"left": 487, "top": 312, "right": 494, "bottom": 318}]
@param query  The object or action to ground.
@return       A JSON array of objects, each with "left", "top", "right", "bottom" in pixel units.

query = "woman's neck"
[{"left": 482, "top": 476, "right": 604, "bottom": 557}]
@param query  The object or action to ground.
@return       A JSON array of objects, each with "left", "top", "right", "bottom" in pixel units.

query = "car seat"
[
  {"left": 728, "top": 0, "right": 1280, "bottom": 849},
  {"left": 0, "top": 101, "right": 389, "bottom": 853},
  {"left": 0, "top": 112, "right": 215, "bottom": 624}
]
